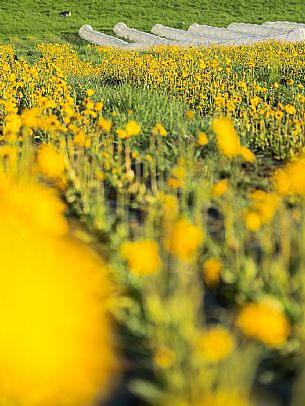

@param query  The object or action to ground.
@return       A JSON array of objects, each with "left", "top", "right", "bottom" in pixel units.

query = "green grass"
[{"left": 1, "top": 0, "right": 305, "bottom": 48}]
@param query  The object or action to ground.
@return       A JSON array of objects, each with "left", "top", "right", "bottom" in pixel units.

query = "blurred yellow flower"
[
  {"left": 164, "top": 219, "right": 203, "bottom": 262},
  {"left": 211, "top": 179, "right": 229, "bottom": 197},
  {"left": 245, "top": 190, "right": 280, "bottom": 231},
  {"left": 249, "top": 190, "right": 280, "bottom": 223},
  {"left": 285, "top": 104, "right": 296, "bottom": 115},
  {"left": 158, "top": 193, "right": 179, "bottom": 220},
  {"left": 198, "top": 326, "right": 235, "bottom": 362},
  {"left": 125, "top": 120, "right": 141, "bottom": 137},
  {"left": 152, "top": 122, "right": 168, "bottom": 137},
  {"left": 240, "top": 146, "right": 256, "bottom": 163},
  {"left": 36, "top": 144, "right": 65, "bottom": 181},
  {"left": 171, "top": 165, "right": 186, "bottom": 180},
  {"left": 167, "top": 177, "right": 183, "bottom": 189},
  {"left": 98, "top": 118, "right": 112, "bottom": 133},
  {"left": 0, "top": 181, "right": 116, "bottom": 406},
  {"left": 273, "top": 158, "right": 305, "bottom": 197},
  {"left": 212, "top": 117, "right": 240, "bottom": 158},
  {"left": 203, "top": 257, "right": 222, "bottom": 287},
  {"left": 74, "top": 130, "right": 89, "bottom": 147},
  {"left": 236, "top": 301, "right": 290, "bottom": 347},
  {"left": 116, "top": 129, "right": 127, "bottom": 139},
  {"left": 4, "top": 113, "right": 22, "bottom": 139},
  {"left": 21, "top": 108, "right": 41, "bottom": 129},
  {"left": 245, "top": 211, "right": 262, "bottom": 232},
  {"left": 197, "top": 131, "right": 208, "bottom": 146},
  {"left": 185, "top": 110, "right": 195, "bottom": 120},
  {"left": 0, "top": 182, "right": 67, "bottom": 237},
  {"left": 95, "top": 169, "right": 105, "bottom": 181},
  {"left": 167, "top": 164, "right": 186, "bottom": 189},
  {"left": 120, "top": 240, "right": 162, "bottom": 275},
  {"left": 86, "top": 88, "right": 94, "bottom": 96},
  {"left": 153, "top": 346, "right": 176, "bottom": 369},
  {"left": 94, "top": 101, "right": 104, "bottom": 111}
]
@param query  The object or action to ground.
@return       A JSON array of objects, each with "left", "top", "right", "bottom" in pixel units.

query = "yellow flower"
[
  {"left": 212, "top": 117, "right": 240, "bottom": 158},
  {"left": 167, "top": 177, "right": 183, "bottom": 189},
  {"left": 98, "top": 118, "right": 112, "bottom": 133},
  {"left": 36, "top": 144, "right": 65, "bottom": 181},
  {"left": 203, "top": 258, "right": 222, "bottom": 287},
  {"left": 95, "top": 169, "right": 105, "bottom": 181},
  {"left": 273, "top": 158, "right": 305, "bottom": 197},
  {"left": 0, "top": 181, "right": 116, "bottom": 406},
  {"left": 86, "top": 88, "right": 94, "bottom": 97},
  {"left": 4, "top": 113, "right": 22, "bottom": 139},
  {"left": 153, "top": 346, "right": 176, "bottom": 369},
  {"left": 120, "top": 240, "right": 162, "bottom": 275},
  {"left": 0, "top": 182, "right": 67, "bottom": 237},
  {"left": 125, "top": 120, "right": 141, "bottom": 137},
  {"left": 171, "top": 165, "right": 186, "bottom": 179},
  {"left": 284, "top": 104, "right": 296, "bottom": 115},
  {"left": 197, "top": 131, "right": 208, "bottom": 146},
  {"left": 240, "top": 146, "right": 256, "bottom": 163},
  {"left": 198, "top": 326, "right": 235, "bottom": 362},
  {"left": 235, "top": 301, "right": 290, "bottom": 347},
  {"left": 274, "top": 110, "right": 284, "bottom": 120},
  {"left": 152, "top": 122, "right": 168, "bottom": 136},
  {"left": 248, "top": 190, "right": 280, "bottom": 224},
  {"left": 158, "top": 193, "right": 179, "bottom": 220},
  {"left": 245, "top": 211, "right": 262, "bottom": 231},
  {"left": 21, "top": 108, "right": 40, "bottom": 129},
  {"left": 116, "top": 129, "right": 127, "bottom": 139},
  {"left": 164, "top": 219, "right": 203, "bottom": 262},
  {"left": 211, "top": 179, "right": 229, "bottom": 197},
  {"left": 167, "top": 164, "right": 186, "bottom": 189},
  {"left": 185, "top": 110, "right": 195, "bottom": 120},
  {"left": 94, "top": 101, "right": 104, "bottom": 111}
]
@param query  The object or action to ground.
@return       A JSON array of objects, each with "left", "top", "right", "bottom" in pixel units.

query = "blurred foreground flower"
[
  {"left": 198, "top": 326, "right": 235, "bottom": 363},
  {"left": 245, "top": 190, "right": 280, "bottom": 231},
  {"left": 36, "top": 144, "right": 65, "bottom": 181},
  {"left": 120, "top": 239, "right": 162, "bottom": 275},
  {"left": 125, "top": 120, "right": 141, "bottom": 137},
  {"left": 164, "top": 219, "right": 203, "bottom": 262},
  {"left": 0, "top": 180, "right": 117, "bottom": 406},
  {"left": 211, "top": 179, "right": 229, "bottom": 197},
  {"left": 273, "top": 157, "right": 305, "bottom": 197},
  {"left": 235, "top": 300, "right": 290, "bottom": 347},
  {"left": 212, "top": 117, "right": 240, "bottom": 158},
  {"left": 212, "top": 117, "right": 255, "bottom": 162},
  {"left": 202, "top": 257, "right": 222, "bottom": 287},
  {"left": 152, "top": 122, "right": 168, "bottom": 137},
  {"left": 153, "top": 346, "right": 176, "bottom": 369},
  {"left": 197, "top": 131, "right": 208, "bottom": 146}
]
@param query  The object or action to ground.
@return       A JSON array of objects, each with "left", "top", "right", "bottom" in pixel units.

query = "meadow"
[{"left": 1, "top": 1, "right": 305, "bottom": 406}]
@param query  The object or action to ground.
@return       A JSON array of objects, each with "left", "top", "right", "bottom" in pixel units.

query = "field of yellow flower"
[{"left": 1, "top": 41, "right": 305, "bottom": 406}]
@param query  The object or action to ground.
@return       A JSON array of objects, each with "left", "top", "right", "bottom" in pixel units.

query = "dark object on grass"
[{"left": 59, "top": 10, "right": 72, "bottom": 17}]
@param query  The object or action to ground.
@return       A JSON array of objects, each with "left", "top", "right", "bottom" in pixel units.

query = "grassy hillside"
[{"left": 0, "top": 0, "right": 305, "bottom": 46}]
